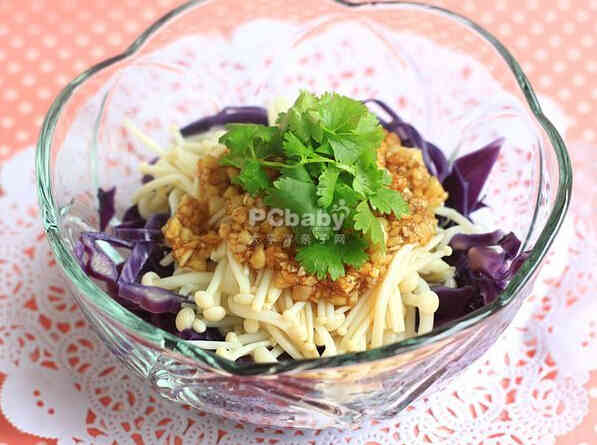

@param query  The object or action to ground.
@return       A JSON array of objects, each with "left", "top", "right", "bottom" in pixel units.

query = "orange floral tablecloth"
[{"left": 0, "top": 0, "right": 596, "bottom": 444}]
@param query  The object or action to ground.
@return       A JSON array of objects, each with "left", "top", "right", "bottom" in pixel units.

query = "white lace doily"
[{"left": 1, "top": 145, "right": 594, "bottom": 445}]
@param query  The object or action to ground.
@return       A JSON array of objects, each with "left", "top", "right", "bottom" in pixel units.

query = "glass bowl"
[{"left": 36, "top": 0, "right": 571, "bottom": 429}]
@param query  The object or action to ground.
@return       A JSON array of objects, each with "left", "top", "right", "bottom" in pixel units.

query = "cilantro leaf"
[
  {"left": 264, "top": 176, "right": 318, "bottom": 216},
  {"left": 315, "top": 141, "right": 333, "bottom": 156},
  {"left": 311, "top": 224, "right": 333, "bottom": 242},
  {"left": 305, "top": 162, "right": 324, "bottom": 178},
  {"left": 282, "top": 131, "right": 312, "bottom": 161},
  {"left": 219, "top": 124, "right": 281, "bottom": 161},
  {"left": 316, "top": 166, "right": 340, "bottom": 208},
  {"left": 218, "top": 151, "right": 244, "bottom": 169},
  {"left": 281, "top": 164, "right": 311, "bottom": 182},
  {"left": 232, "top": 159, "right": 271, "bottom": 196},
  {"left": 316, "top": 92, "right": 384, "bottom": 164},
  {"left": 306, "top": 110, "right": 324, "bottom": 143},
  {"left": 265, "top": 176, "right": 334, "bottom": 242},
  {"left": 354, "top": 201, "right": 384, "bottom": 246},
  {"left": 328, "top": 134, "right": 363, "bottom": 165},
  {"left": 294, "top": 91, "right": 318, "bottom": 112},
  {"left": 217, "top": 90, "right": 397, "bottom": 276},
  {"left": 285, "top": 91, "right": 318, "bottom": 143},
  {"left": 340, "top": 235, "right": 369, "bottom": 269},
  {"left": 286, "top": 109, "right": 310, "bottom": 143},
  {"left": 296, "top": 241, "right": 345, "bottom": 280},
  {"left": 354, "top": 110, "right": 385, "bottom": 151},
  {"left": 353, "top": 161, "right": 389, "bottom": 196},
  {"left": 329, "top": 182, "right": 359, "bottom": 231},
  {"left": 296, "top": 235, "right": 369, "bottom": 280},
  {"left": 318, "top": 92, "right": 365, "bottom": 133},
  {"left": 369, "top": 187, "right": 410, "bottom": 218},
  {"left": 334, "top": 181, "right": 362, "bottom": 207}
]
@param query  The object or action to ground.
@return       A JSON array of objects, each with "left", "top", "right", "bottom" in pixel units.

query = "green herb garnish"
[{"left": 219, "top": 91, "right": 409, "bottom": 280}]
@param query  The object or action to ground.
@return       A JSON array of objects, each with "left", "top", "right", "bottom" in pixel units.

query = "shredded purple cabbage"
[
  {"left": 365, "top": 98, "right": 504, "bottom": 217},
  {"left": 112, "top": 213, "right": 168, "bottom": 243},
  {"left": 142, "top": 157, "right": 159, "bottom": 184},
  {"left": 97, "top": 187, "right": 116, "bottom": 231},
  {"left": 79, "top": 231, "right": 134, "bottom": 249},
  {"left": 180, "top": 106, "right": 268, "bottom": 137},
  {"left": 116, "top": 239, "right": 182, "bottom": 313},
  {"left": 76, "top": 242, "right": 118, "bottom": 284},
  {"left": 364, "top": 99, "right": 450, "bottom": 182},
  {"left": 122, "top": 204, "right": 144, "bottom": 224},
  {"left": 431, "top": 286, "right": 475, "bottom": 326},
  {"left": 117, "top": 282, "right": 182, "bottom": 314},
  {"left": 75, "top": 232, "right": 130, "bottom": 284},
  {"left": 362, "top": 100, "right": 529, "bottom": 326},
  {"left": 468, "top": 246, "right": 508, "bottom": 280},
  {"left": 114, "top": 205, "right": 147, "bottom": 235},
  {"left": 443, "top": 138, "right": 503, "bottom": 217},
  {"left": 499, "top": 232, "right": 522, "bottom": 260},
  {"left": 144, "top": 213, "right": 169, "bottom": 230},
  {"left": 450, "top": 230, "right": 504, "bottom": 251},
  {"left": 119, "top": 242, "right": 154, "bottom": 283},
  {"left": 112, "top": 228, "right": 163, "bottom": 242},
  {"left": 75, "top": 230, "right": 181, "bottom": 314},
  {"left": 180, "top": 328, "right": 225, "bottom": 342},
  {"left": 432, "top": 229, "right": 528, "bottom": 324},
  {"left": 112, "top": 213, "right": 168, "bottom": 242}
]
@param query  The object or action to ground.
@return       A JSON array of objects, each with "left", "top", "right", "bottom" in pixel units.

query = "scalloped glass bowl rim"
[{"left": 36, "top": 0, "right": 572, "bottom": 376}]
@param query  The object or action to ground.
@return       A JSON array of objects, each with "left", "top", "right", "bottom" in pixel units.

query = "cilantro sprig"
[{"left": 218, "top": 91, "right": 409, "bottom": 280}]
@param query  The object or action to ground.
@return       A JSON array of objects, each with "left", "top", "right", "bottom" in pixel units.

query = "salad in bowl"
[
  {"left": 37, "top": 0, "right": 570, "bottom": 428},
  {"left": 78, "top": 91, "right": 528, "bottom": 363}
]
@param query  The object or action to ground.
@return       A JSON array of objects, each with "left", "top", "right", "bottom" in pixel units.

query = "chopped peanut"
[
  {"left": 162, "top": 194, "right": 221, "bottom": 271},
  {"left": 249, "top": 244, "right": 266, "bottom": 269}
]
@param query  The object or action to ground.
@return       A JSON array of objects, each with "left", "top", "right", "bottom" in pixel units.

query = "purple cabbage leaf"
[
  {"left": 121, "top": 204, "right": 144, "bottom": 226},
  {"left": 116, "top": 240, "right": 182, "bottom": 314},
  {"left": 76, "top": 189, "right": 183, "bottom": 315},
  {"left": 450, "top": 230, "right": 504, "bottom": 251},
  {"left": 431, "top": 230, "right": 530, "bottom": 326},
  {"left": 112, "top": 228, "right": 163, "bottom": 243},
  {"left": 97, "top": 187, "right": 116, "bottom": 231},
  {"left": 443, "top": 138, "right": 503, "bottom": 217},
  {"left": 75, "top": 232, "right": 131, "bottom": 284},
  {"left": 145, "top": 213, "right": 169, "bottom": 230},
  {"left": 365, "top": 98, "right": 503, "bottom": 217},
  {"left": 180, "top": 106, "right": 268, "bottom": 137},
  {"left": 117, "top": 282, "right": 182, "bottom": 314}
]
